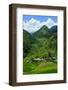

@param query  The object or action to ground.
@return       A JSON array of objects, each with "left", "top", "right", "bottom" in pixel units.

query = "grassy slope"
[
  {"left": 31, "top": 61, "right": 57, "bottom": 74},
  {"left": 23, "top": 60, "right": 57, "bottom": 74}
]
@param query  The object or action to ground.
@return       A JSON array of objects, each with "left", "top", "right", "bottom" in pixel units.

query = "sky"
[{"left": 23, "top": 15, "right": 57, "bottom": 33}]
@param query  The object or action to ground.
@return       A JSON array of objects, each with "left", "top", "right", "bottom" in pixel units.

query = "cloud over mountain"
[{"left": 23, "top": 18, "right": 57, "bottom": 33}]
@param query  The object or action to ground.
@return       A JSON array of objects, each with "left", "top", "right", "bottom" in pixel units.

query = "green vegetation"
[
  {"left": 23, "top": 30, "right": 32, "bottom": 57},
  {"left": 23, "top": 25, "right": 57, "bottom": 74}
]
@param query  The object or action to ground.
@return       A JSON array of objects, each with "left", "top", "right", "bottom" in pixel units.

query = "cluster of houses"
[{"left": 32, "top": 57, "right": 56, "bottom": 62}]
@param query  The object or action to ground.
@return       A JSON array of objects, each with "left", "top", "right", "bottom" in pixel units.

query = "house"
[{"left": 33, "top": 58, "right": 45, "bottom": 61}]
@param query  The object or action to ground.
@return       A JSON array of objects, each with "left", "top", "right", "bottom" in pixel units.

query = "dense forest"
[{"left": 23, "top": 25, "right": 57, "bottom": 74}]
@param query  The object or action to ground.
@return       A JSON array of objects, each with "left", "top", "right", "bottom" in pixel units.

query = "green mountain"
[
  {"left": 23, "top": 25, "right": 57, "bottom": 74},
  {"left": 47, "top": 26, "right": 57, "bottom": 37},
  {"left": 48, "top": 26, "right": 57, "bottom": 57},
  {"left": 31, "top": 25, "right": 57, "bottom": 58},
  {"left": 23, "top": 30, "right": 32, "bottom": 58},
  {"left": 33, "top": 25, "right": 49, "bottom": 38}
]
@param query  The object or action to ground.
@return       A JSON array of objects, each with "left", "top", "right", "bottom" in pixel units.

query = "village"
[{"left": 30, "top": 57, "right": 57, "bottom": 63}]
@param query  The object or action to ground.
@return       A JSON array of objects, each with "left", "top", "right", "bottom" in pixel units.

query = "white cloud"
[
  {"left": 23, "top": 18, "right": 57, "bottom": 33},
  {"left": 42, "top": 18, "right": 57, "bottom": 28}
]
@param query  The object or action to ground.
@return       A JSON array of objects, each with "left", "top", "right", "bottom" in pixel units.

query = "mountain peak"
[{"left": 40, "top": 25, "right": 48, "bottom": 30}]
